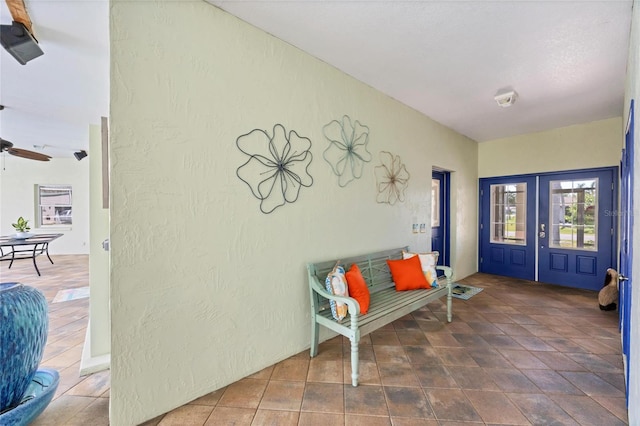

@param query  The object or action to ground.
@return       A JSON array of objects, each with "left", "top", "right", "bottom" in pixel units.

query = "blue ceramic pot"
[
  {"left": 0, "top": 369, "right": 60, "bottom": 425},
  {"left": 0, "top": 282, "right": 48, "bottom": 413}
]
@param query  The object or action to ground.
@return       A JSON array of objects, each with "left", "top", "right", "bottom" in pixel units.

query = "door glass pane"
[
  {"left": 490, "top": 183, "right": 526, "bottom": 245},
  {"left": 431, "top": 179, "right": 440, "bottom": 227},
  {"left": 549, "top": 178, "right": 597, "bottom": 250}
]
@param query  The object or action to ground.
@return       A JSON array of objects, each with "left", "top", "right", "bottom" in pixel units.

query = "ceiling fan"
[
  {"left": 1, "top": 138, "right": 51, "bottom": 161},
  {"left": 0, "top": 105, "right": 51, "bottom": 161}
]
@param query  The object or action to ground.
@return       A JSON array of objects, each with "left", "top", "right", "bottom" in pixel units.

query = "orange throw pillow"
[
  {"left": 387, "top": 255, "right": 431, "bottom": 291},
  {"left": 345, "top": 264, "right": 370, "bottom": 314}
]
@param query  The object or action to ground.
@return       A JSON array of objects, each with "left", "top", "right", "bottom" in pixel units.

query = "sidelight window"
[{"left": 431, "top": 178, "right": 440, "bottom": 227}]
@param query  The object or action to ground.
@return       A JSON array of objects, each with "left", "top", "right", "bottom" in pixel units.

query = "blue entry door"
[
  {"left": 431, "top": 170, "right": 450, "bottom": 271},
  {"left": 619, "top": 100, "right": 634, "bottom": 403},
  {"left": 479, "top": 175, "right": 537, "bottom": 280},
  {"left": 538, "top": 169, "right": 617, "bottom": 290}
]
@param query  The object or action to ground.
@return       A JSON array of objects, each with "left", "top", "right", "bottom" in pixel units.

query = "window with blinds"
[{"left": 37, "top": 185, "right": 72, "bottom": 226}]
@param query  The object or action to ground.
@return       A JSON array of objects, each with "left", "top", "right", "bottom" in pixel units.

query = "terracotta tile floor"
[{"left": 1, "top": 256, "right": 629, "bottom": 425}]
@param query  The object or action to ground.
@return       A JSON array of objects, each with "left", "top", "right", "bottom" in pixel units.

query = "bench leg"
[
  {"left": 310, "top": 320, "right": 319, "bottom": 357},
  {"left": 443, "top": 269, "right": 453, "bottom": 323},
  {"left": 350, "top": 337, "right": 359, "bottom": 386}
]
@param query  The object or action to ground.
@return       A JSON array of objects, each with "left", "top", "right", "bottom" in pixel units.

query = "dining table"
[{"left": 0, "top": 233, "right": 63, "bottom": 276}]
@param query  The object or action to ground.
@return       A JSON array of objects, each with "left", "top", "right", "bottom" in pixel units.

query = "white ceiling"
[
  {"left": 0, "top": 1, "right": 633, "bottom": 159},
  {"left": 211, "top": 0, "right": 633, "bottom": 142},
  {"left": 0, "top": 0, "right": 108, "bottom": 158}
]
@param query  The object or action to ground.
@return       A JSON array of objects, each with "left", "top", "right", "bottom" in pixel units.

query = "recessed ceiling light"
[{"left": 494, "top": 90, "right": 517, "bottom": 108}]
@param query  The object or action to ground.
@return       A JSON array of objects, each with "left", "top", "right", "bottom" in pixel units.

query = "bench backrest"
[{"left": 308, "top": 246, "right": 408, "bottom": 312}]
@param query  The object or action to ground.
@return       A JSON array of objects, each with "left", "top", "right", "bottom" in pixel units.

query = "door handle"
[{"left": 619, "top": 274, "right": 629, "bottom": 282}]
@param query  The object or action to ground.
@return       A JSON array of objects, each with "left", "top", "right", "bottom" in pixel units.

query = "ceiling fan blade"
[
  {"left": 5, "top": 0, "right": 34, "bottom": 34},
  {"left": 8, "top": 147, "right": 51, "bottom": 161}
]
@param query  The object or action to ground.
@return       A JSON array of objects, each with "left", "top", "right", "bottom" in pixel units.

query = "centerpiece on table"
[{"left": 11, "top": 217, "right": 31, "bottom": 239}]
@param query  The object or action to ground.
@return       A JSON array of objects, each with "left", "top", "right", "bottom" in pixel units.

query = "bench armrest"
[
  {"left": 309, "top": 276, "right": 361, "bottom": 316},
  {"left": 436, "top": 265, "right": 453, "bottom": 280}
]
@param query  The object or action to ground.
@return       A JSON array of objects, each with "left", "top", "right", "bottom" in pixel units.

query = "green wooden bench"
[{"left": 307, "top": 246, "right": 453, "bottom": 386}]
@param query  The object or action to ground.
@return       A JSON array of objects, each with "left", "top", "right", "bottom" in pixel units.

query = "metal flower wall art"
[
  {"left": 374, "top": 151, "right": 410, "bottom": 205},
  {"left": 322, "top": 115, "right": 372, "bottom": 187},
  {"left": 236, "top": 124, "right": 313, "bottom": 214}
]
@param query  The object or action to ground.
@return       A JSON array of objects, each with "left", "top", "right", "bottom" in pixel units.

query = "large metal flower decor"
[
  {"left": 322, "top": 115, "right": 372, "bottom": 187},
  {"left": 236, "top": 124, "right": 313, "bottom": 214},
  {"left": 374, "top": 151, "right": 410, "bottom": 205}
]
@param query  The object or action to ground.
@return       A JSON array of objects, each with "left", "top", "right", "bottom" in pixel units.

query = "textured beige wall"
[
  {"left": 109, "top": 2, "right": 478, "bottom": 424},
  {"left": 479, "top": 117, "right": 622, "bottom": 178}
]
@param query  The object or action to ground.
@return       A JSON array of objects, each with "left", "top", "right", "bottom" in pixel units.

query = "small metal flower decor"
[
  {"left": 374, "top": 151, "right": 410, "bottom": 205},
  {"left": 322, "top": 115, "right": 372, "bottom": 187},
  {"left": 236, "top": 124, "right": 313, "bottom": 214}
]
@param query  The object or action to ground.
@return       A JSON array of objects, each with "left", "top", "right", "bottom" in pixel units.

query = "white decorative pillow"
[
  {"left": 402, "top": 250, "right": 439, "bottom": 288},
  {"left": 325, "top": 263, "right": 349, "bottom": 320}
]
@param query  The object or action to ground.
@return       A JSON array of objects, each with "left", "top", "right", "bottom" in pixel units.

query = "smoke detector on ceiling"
[{"left": 494, "top": 90, "right": 518, "bottom": 108}]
